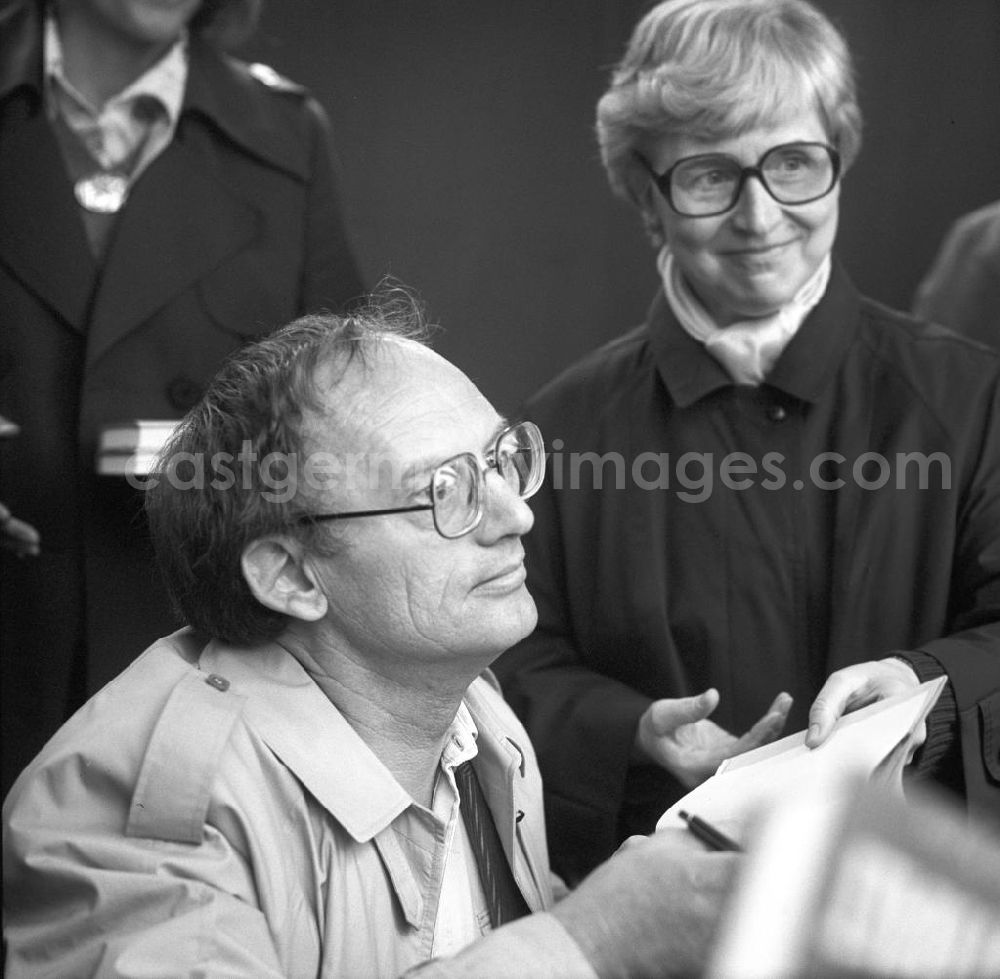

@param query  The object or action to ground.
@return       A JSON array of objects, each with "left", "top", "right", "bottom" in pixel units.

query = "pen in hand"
[{"left": 679, "top": 810, "right": 743, "bottom": 852}]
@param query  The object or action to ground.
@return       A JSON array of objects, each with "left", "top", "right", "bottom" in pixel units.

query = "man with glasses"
[{"left": 3, "top": 300, "right": 735, "bottom": 977}]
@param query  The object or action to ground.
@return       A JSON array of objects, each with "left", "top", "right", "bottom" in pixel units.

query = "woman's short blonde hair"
[{"left": 596, "top": 0, "right": 862, "bottom": 209}]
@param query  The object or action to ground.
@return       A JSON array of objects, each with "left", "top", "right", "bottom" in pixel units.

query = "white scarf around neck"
[{"left": 658, "top": 246, "right": 831, "bottom": 386}]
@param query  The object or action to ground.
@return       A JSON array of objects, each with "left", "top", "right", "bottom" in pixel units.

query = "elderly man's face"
[
  {"left": 302, "top": 341, "right": 537, "bottom": 673},
  {"left": 645, "top": 106, "right": 840, "bottom": 325}
]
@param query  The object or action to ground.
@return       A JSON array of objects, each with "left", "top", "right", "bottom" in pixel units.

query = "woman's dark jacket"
[{"left": 495, "top": 263, "right": 1000, "bottom": 884}]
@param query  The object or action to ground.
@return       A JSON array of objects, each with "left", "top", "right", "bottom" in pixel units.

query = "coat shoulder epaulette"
[
  {"left": 246, "top": 61, "right": 307, "bottom": 96},
  {"left": 125, "top": 669, "right": 246, "bottom": 844}
]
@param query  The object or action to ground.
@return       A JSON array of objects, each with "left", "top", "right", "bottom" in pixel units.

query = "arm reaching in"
[
  {"left": 415, "top": 830, "right": 736, "bottom": 979},
  {"left": 806, "top": 658, "right": 921, "bottom": 749},
  {"left": 634, "top": 689, "right": 793, "bottom": 788},
  {"left": 550, "top": 829, "right": 737, "bottom": 979}
]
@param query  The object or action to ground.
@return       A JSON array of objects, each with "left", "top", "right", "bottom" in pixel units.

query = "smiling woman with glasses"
[
  {"left": 300, "top": 421, "right": 545, "bottom": 539},
  {"left": 494, "top": 0, "right": 1000, "bottom": 892}
]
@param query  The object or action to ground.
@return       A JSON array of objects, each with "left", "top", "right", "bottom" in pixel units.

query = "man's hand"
[
  {"left": 0, "top": 416, "right": 40, "bottom": 558},
  {"left": 634, "top": 689, "right": 792, "bottom": 788},
  {"left": 806, "top": 658, "right": 921, "bottom": 748},
  {"left": 552, "top": 830, "right": 738, "bottom": 978}
]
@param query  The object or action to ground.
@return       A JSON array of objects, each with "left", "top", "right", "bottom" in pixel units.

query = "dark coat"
[
  {"left": 495, "top": 264, "right": 1000, "bottom": 884},
  {"left": 0, "top": 2, "right": 365, "bottom": 793}
]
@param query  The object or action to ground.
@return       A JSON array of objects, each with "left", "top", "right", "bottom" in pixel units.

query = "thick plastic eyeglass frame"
[
  {"left": 636, "top": 142, "right": 841, "bottom": 218},
  {"left": 298, "top": 421, "right": 545, "bottom": 539}
]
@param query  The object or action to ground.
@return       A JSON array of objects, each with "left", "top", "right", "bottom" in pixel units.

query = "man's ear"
[{"left": 242, "top": 536, "right": 328, "bottom": 622}]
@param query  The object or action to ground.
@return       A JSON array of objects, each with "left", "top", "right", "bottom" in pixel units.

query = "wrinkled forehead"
[{"left": 306, "top": 339, "right": 498, "bottom": 461}]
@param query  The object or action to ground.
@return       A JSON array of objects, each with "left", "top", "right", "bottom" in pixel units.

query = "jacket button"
[
  {"left": 167, "top": 377, "right": 203, "bottom": 412},
  {"left": 205, "top": 673, "right": 230, "bottom": 692},
  {"left": 768, "top": 404, "right": 787, "bottom": 423}
]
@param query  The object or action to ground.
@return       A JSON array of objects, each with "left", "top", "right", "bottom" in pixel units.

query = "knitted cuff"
[{"left": 892, "top": 651, "right": 959, "bottom": 783}]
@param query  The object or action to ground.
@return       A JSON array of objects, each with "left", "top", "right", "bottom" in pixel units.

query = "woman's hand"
[
  {"left": 634, "top": 689, "right": 792, "bottom": 788},
  {"left": 806, "top": 658, "right": 921, "bottom": 748}
]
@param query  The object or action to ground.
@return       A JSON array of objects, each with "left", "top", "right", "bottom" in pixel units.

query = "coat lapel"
[
  {"left": 85, "top": 136, "right": 257, "bottom": 369},
  {"left": 196, "top": 640, "right": 413, "bottom": 838},
  {"left": 465, "top": 677, "right": 549, "bottom": 912},
  {"left": 0, "top": 110, "right": 96, "bottom": 330}
]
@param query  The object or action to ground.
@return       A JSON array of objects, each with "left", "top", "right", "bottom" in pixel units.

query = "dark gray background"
[{"left": 244, "top": 1, "right": 1000, "bottom": 413}]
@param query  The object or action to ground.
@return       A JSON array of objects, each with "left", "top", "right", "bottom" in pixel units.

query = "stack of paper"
[{"left": 656, "top": 677, "right": 947, "bottom": 844}]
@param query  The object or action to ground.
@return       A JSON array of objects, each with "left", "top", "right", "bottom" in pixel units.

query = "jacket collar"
[
  {"left": 0, "top": 2, "right": 96, "bottom": 331},
  {"left": 0, "top": 2, "right": 43, "bottom": 108},
  {"left": 649, "top": 259, "right": 863, "bottom": 408},
  {"left": 198, "top": 639, "right": 411, "bottom": 841},
  {"left": 462, "top": 673, "right": 531, "bottom": 864},
  {"left": 197, "top": 641, "right": 526, "bottom": 845},
  {"left": 0, "top": 1, "right": 309, "bottom": 182},
  {"left": 182, "top": 38, "right": 310, "bottom": 181}
]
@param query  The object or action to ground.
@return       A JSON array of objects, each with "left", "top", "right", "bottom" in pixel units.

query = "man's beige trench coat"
[{"left": 3, "top": 629, "right": 596, "bottom": 978}]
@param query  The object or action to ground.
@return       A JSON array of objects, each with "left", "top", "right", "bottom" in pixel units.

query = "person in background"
[
  {"left": 4, "top": 300, "right": 734, "bottom": 978},
  {"left": 912, "top": 199, "right": 1000, "bottom": 349},
  {"left": 0, "top": 0, "right": 365, "bottom": 797},
  {"left": 495, "top": 0, "right": 1000, "bottom": 885}
]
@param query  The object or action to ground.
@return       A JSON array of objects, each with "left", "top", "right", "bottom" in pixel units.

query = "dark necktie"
[{"left": 454, "top": 760, "right": 530, "bottom": 927}]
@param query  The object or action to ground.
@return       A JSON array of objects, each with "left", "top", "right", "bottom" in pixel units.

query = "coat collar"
[
  {"left": 0, "top": 1, "right": 307, "bottom": 352},
  {"left": 0, "top": 3, "right": 95, "bottom": 330},
  {"left": 198, "top": 639, "right": 411, "bottom": 841},
  {"left": 83, "top": 136, "right": 258, "bottom": 368},
  {"left": 0, "top": 2, "right": 309, "bottom": 182},
  {"left": 197, "top": 641, "right": 527, "bottom": 846},
  {"left": 0, "top": 2, "right": 42, "bottom": 107},
  {"left": 0, "top": 3, "right": 313, "bottom": 362},
  {"left": 182, "top": 38, "right": 311, "bottom": 182},
  {"left": 649, "top": 259, "right": 864, "bottom": 408}
]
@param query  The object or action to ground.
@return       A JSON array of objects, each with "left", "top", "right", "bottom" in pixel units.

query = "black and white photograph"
[{"left": 2, "top": 1, "right": 998, "bottom": 975}]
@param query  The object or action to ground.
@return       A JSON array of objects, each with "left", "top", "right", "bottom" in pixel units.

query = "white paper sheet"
[{"left": 655, "top": 676, "right": 947, "bottom": 843}]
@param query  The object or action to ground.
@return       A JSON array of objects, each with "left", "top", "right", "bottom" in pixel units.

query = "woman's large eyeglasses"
[
  {"left": 636, "top": 142, "right": 841, "bottom": 218},
  {"left": 298, "top": 421, "right": 545, "bottom": 540}
]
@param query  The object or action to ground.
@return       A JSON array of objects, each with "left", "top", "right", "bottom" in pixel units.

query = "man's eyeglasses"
[
  {"left": 636, "top": 141, "right": 841, "bottom": 218},
  {"left": 298, "top": 421, "right": 545, "bottom": 540}
]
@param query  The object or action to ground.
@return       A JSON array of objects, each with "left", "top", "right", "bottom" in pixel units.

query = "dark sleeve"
[
  {"left": 898, "top": 640, "right": 1000, "bottom": 825},
  {"left": 899, "top": 372, "right": 1000, "bottom": 822},
  {"left": 494, "top": 402, "right": 656, "bottom": 884},
  {"left": 893, "top": 649, "right": 961, "bottom": 787},
  {"left": 298, "top": 97, "right": 366, "bottom": 312}
]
